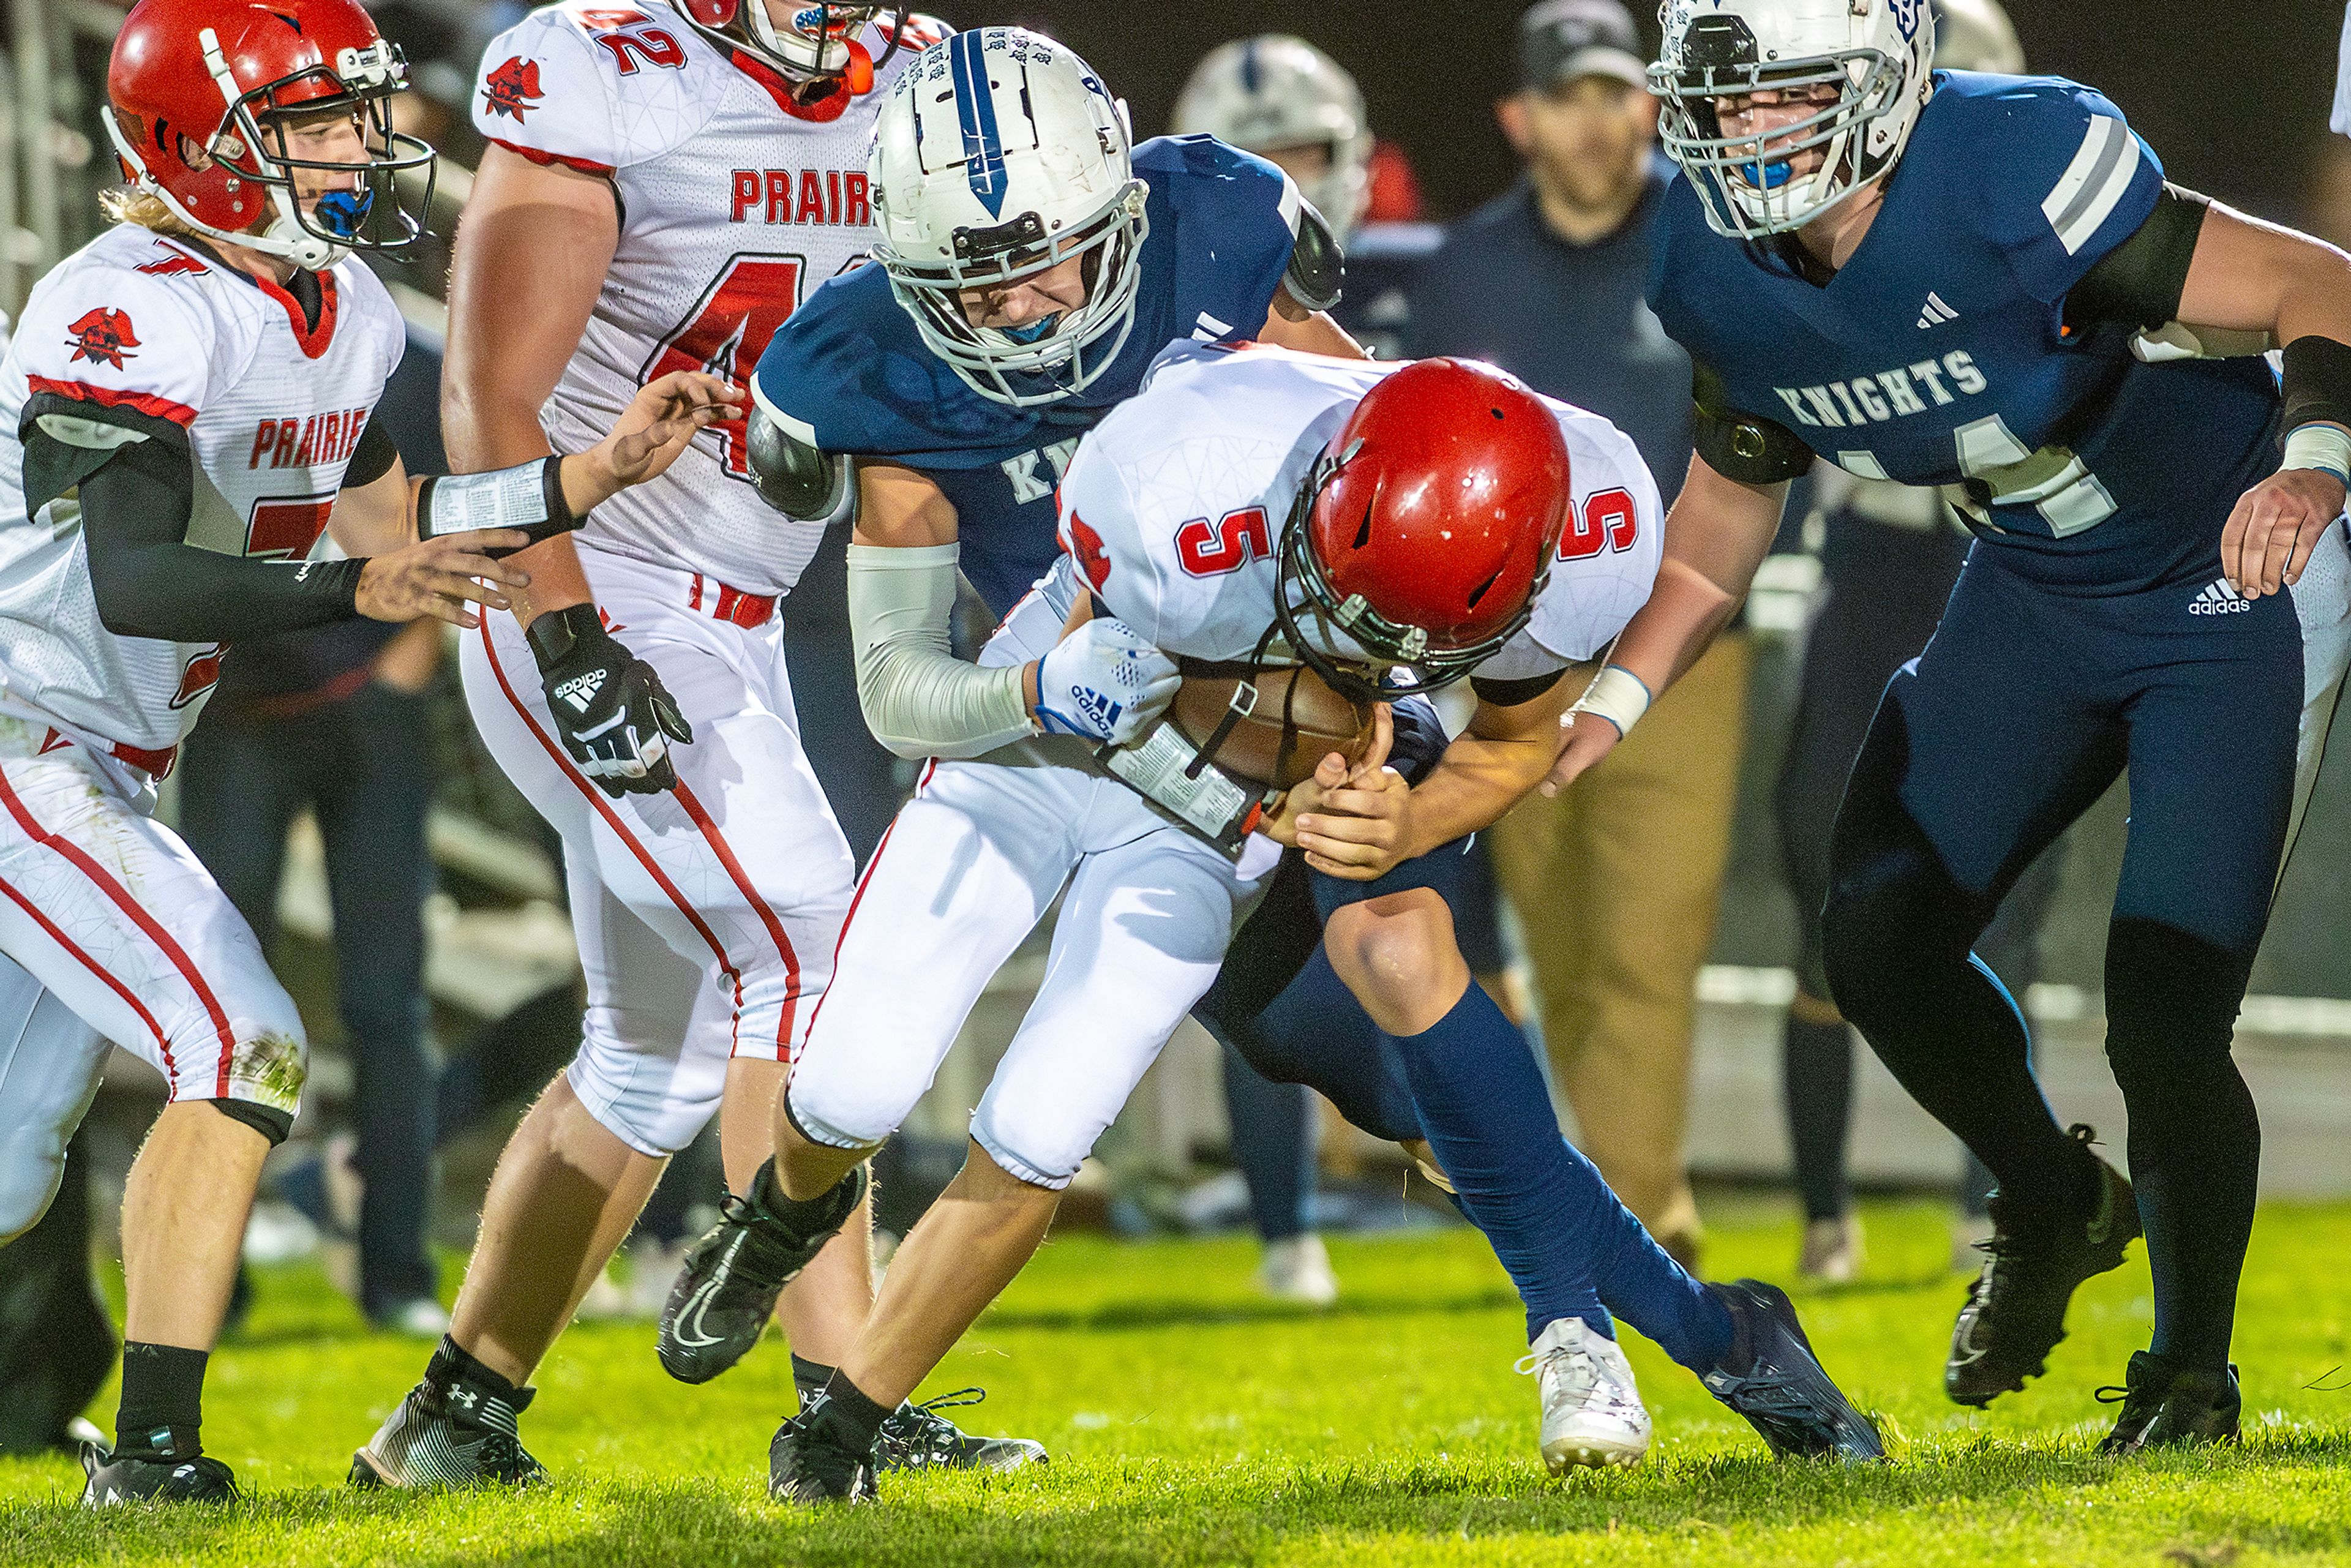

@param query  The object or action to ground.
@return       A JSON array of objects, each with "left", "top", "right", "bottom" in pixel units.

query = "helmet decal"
[{"left": 950, "top": 29, "right": 1010, "bottom": 219}]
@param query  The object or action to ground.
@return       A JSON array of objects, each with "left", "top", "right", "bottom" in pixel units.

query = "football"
[{"left": 1167, "top": 666, "right": 1377, "bottom": 790}]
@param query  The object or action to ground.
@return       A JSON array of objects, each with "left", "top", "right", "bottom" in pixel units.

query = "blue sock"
[{"left": 1389, "top": 981, "right": 1733, "bottom": 1370}]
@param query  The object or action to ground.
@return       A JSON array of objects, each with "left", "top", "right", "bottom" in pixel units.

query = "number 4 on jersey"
[{"left": 641, "top": 253, "right": 803, "bottom": 479}]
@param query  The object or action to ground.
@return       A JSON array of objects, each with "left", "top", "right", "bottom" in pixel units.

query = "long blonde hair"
[{"left": 99, "top": 186, "right": 202, "bottom": 239}]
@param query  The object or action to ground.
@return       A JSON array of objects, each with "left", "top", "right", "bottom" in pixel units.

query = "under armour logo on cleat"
[
  {"left": 554, "top": 670, "right": 607, "bottom": 711},
  {"left": 450, "top": 1387, "right": 480, "bottom": 1409},
  {"left": 1916, "top": 291, "right": 1959, "bottom": 329},
  {"left": 2189, "top": 578, "right": 2251, "bottom": 616}
]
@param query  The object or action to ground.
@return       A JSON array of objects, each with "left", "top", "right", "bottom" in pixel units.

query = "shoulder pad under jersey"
[
  {"left": 1283, "top": 200, "right": 1344, "bottom": 315},
  {"left": 748, "top": 380, "right": 856, "bottom": 526},
  {"left": 473, "top": 4, "right": 725, "bottom": 173}
]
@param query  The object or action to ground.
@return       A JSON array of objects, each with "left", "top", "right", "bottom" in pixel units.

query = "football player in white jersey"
[
  {"left": 760, "top": 346, "right": 1883, "bottom": 1501},
  {"left": 351, "top": 3, "right": 1040, "bottom": 1488},
  {"left": 4, "top": 0, "right": 726, "bottom": 1505}
]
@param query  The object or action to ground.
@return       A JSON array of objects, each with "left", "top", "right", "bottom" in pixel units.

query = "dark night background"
[{"left": 976, "top": 2, "right": 2346, "bottom": 228}]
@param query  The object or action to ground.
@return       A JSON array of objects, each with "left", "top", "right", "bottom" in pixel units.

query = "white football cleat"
[
  {"left": 1258, "top": 1234, "right": 1340, "bottom": 1307},
  {"left": 1517, "top": 1316, "right": 1651, "bottom": 1472},
  {"left": 1799, "top": 1215, "right": 1865, "bottom": 1284}
]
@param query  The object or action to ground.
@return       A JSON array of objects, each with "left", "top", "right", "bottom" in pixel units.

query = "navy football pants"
[{"left": 1823, "top": 552, "right": 2301, "bottom": 1370}]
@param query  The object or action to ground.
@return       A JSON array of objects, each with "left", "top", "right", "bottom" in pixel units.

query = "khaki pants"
[{"left": 1487, "top": 633, "right": 1752, "bottom": 1254}]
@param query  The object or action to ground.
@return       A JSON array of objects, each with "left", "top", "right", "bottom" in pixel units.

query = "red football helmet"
[
  {"left": 102, "top": 0, "right": 434, "bottom": 269},
  {"left": 1273, "top": 358, "right": 1572, "bottom": 700},
  {"left": 667, "top": 3, "right": 909, "bottom": 91}
]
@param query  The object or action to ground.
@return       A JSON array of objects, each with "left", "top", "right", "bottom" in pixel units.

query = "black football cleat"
[
  {"left": 2096, "top": 1352, "right": 2243, "bottom": 1455},
  {"left": 349, "top": 1370, "right": 546, "bottom": 1489},
  {"left": 659, "top": 1161, "right": 869, "bottom": 1385},
  {"left": 81, "top": 1441, "right": 239, "bottom": 1506},
  {"left": 869, "top": 1387, "right": 1049, "bottom": 1474},
  {"left": 1946, "top": 1126, "right": 2140, "bottom": 1408},
  {"left": 770, "top": 1395, "right": 879, "bottom": 1506},
  {"left": 1701, "top": 1279, "right": 1886, "bottom": 1462}
]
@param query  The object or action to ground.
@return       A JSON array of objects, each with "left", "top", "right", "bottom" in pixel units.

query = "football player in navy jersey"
[
  {"left": 1543, "top": 0, "right": 2351, "bottom": 1450},
  {"left": 746, "top": 26, "right": 1884, "bottom": 1482}
]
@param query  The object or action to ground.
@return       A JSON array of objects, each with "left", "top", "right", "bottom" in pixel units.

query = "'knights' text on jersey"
[{"left": 1649, "top": 72, "right": 2280, "bottom": 596}]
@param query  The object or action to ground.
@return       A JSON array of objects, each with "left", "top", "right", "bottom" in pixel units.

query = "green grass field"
[{"left": 6, "top": 1196, "right": 2351, "bottom": 1566}]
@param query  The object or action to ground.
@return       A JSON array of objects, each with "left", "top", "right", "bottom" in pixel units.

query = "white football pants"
[{"left": 461, "top": 546, "right": 857, "bottom": 1157}]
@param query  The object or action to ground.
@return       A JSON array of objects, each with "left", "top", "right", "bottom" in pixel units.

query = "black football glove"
[{"left": 526, "top": 603, "right": 694, "bottom": 797}]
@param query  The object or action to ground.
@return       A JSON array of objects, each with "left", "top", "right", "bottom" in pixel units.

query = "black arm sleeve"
[
  {"left": 342, "top": 413, "right": 400, "bottom": 488},
  {"left": 1690, "top": 359, "right": 1815, "bottom": 484},
  {"left": 78, "top": 432, "right": 366, "bottom": 642},
  {"left": 2063, "top": 183, "right": 2210, "bottom": 334},
  {"left": 1281, "top": 200, "right": 1344, "bottom": 315},
  {"left": 1469, "top": 667, "right": 1569, "bottom": 708}
]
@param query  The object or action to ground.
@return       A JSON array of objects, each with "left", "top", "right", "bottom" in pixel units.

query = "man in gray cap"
[{"left": 1405, "top": 0, "right": 1749, "bottom": 1271}]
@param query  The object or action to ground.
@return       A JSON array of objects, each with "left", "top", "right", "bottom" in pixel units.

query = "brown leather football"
[{"left": 1168, "top": 666, "right": 1375, "bottom": 790}]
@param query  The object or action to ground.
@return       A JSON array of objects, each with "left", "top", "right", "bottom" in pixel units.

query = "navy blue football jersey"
[
  {"left": 1329, "top": 220, "right": 1439, "bottom": 361},
  {"left": 752, "top": 133, "right": 1300, "bottom": 615},
  {"left": 1649, "top": 72, "right": 2279, "bottom": 596}
]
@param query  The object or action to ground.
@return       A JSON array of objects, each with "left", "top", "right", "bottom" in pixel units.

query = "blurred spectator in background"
[
  {"left": 177, "top": 613, "right": 448, "bottom": 1337},
  {"left": 1403, "top": 0, "right": 1739, "bottom": 1270},
  {"left": 1769, "top": 0, "right": 2061, "bottom": 1283}
]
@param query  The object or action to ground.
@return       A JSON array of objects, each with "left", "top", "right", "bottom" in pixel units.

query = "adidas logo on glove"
[{"left": 555, "top": 669, "right": 608, "bottom": 711}]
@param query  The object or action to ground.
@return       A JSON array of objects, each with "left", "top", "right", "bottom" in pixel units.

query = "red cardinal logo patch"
[
  {"left": 64, "top": 308, "right": 139, "bottom": 370},
  {"left": 482, "top": 56, "right": 544, "bottom": 121},
  {"left": 1065, "top": 513, "right": 1112, "bottom": 591}
]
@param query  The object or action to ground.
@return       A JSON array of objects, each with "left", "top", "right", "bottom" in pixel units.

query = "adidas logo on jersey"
[
  {"left": 1916, "top": 291, "right": 1959, "bottom": 329},
  {"left": 555, "top": 669, "right": 608, "bottom": 711},
  {"left": 2189, "top": 578, "right": 2252, "bottom": 615}
]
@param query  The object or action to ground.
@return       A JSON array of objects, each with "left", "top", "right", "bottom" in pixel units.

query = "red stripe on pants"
[
  {"left": 477, "top": 620, "right": 748, "bottom": 1050},
  {"left": 0, "top": 766, "right": 231, "bottom": 1092}
]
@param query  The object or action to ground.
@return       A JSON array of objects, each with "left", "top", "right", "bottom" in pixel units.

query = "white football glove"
[{"left": 1033, "top": 618, "right": 1180, "bottom": 745}]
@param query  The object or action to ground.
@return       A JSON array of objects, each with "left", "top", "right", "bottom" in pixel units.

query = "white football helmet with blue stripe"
[
  {"left": 1171, "top": 36, "right": 1371, "bottom": 243},
  {"left": 869, "top": 27, "right": 1148, "bottom": 407},
  {"left": 1652, "top": 0, "right": 1936, "bottom": 240}
]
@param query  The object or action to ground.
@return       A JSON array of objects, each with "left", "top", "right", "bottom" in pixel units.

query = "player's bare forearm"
[
  {"left": 1258, "top": 301, "right": 1367, "bottom": 360},
  {"left": 1291, "top": 686, "right": 1569, "bottom": 877},
  {"left": 1616, "top": 457, "right": 1785, "bottom": 692},
  {"left": 1389, "top": 716, "right": 1566, "bottom": 863},
  {"left": 327, "top": 457, "right": 413, "bottom": 557},
  {"left": 1538, "top": 460, "right": 1782, "bottom": 797},
  {"left": 444, "top": 144, "right": 620, "bottom": 626}
]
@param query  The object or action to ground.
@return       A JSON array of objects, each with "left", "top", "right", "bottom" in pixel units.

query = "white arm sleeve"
[{"left": 847, "top": 542, "right": 1039, "bottom": 760}]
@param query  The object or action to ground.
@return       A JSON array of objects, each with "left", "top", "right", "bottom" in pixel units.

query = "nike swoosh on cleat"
[{"left": 670, "top": 1275, "right": 731, "bottom": 1350}]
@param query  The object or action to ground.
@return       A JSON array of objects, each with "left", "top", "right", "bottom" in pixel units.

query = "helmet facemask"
[
  {"left": 1269, "top": 441, "right": 1548, "bottom": 707},
  {"left": 672, "top": 3, "right": 906, "bottom": 89},
  {"left": 877, "top": 181, "right": 1150, "bottom": 409},
  {"left": 103, "top": 27, "right": 432, "bottom": 269},
  {"left": 1651, "top": 8, "right": 1926, "bottom": 241}
]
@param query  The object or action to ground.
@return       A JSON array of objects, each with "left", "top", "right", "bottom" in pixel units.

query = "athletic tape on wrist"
[
  {"left": 1567, "top": 664, "right": 1652, "bottom": 738},
  {"left": 2282, "top": 422, "right": 2351, "bottom": 489},
  {"left": 416, "top": 456, "right": 579, "bottom": 552}
]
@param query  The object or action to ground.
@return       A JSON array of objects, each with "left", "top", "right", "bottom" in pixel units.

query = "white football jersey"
[
  {"left": 0, "top": 224, "right": 403, "bottom": 753},
  {"left": 1056, "top": 343, "right": 1663, "bottom": 683},
  {"left": 472, "top": 4, "right": 945, "bottom": 594}
]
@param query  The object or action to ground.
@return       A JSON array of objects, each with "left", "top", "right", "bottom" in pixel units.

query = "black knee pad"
[
  {"left": 2102, "top": 917, "right": 2257, "bottom": 1098},
  {"left": 211, "top": 1097, "right": 294, "bottom": 1147}
]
